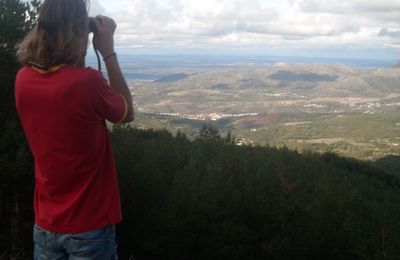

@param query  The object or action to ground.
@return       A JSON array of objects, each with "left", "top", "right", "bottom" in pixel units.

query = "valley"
[{"left": 113, "top": 56, "right": 400, "bottom": 160}]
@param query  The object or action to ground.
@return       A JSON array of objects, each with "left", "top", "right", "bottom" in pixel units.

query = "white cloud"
[{"left": 94, "top": 0, "right": 400, "bottom": 57}]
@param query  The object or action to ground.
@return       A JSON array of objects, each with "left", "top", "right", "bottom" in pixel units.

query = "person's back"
[
  {"left": 16, "top": 65, "right": 124, "bottom": 232},
  {"left": 15, "top": 0, "right": 133, "bottom": 259}
]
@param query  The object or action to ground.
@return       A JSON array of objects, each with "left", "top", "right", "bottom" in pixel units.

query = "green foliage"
[
  {"left": 0, "top": 0, "right": 40, "bottom": 254},
  {"left": 0, "top": 0, "right": 39, "bottom": 51},
  {"left": 374, "top": 155, "right": 400, "bottom": 177},
  {"left": 0, "top": 0, "right": 40, "bottom": 120},
  {"left": 110, "top": 126, "right": 400, "bottom": 259},
  {"left": 1, "top": 120, "right": 400, "bottom": 258},
  {"left": 198, "top": 124, "right": 221, "bottom": 141}
]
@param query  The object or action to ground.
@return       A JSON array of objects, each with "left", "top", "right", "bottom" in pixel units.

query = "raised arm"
[{"left": 92, "top": 15, "right": 134, "bottom": 123}]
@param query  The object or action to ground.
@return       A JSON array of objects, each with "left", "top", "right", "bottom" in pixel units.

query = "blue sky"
[{"left": 91, "top": 0, "right": 400, "bottom": 59}]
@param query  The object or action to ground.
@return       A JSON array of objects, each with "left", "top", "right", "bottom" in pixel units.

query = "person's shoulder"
[
  {"left": 15, "top": 66, "right": 33, "bottom": 82},
  {"left": 17, "top": 66, "right": 30, "bottom": 73},
  {"left": 16, "top": 66, "right": 31, "bottom": 76}
]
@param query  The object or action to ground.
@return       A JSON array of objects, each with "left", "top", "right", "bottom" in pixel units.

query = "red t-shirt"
[{"left": 15, "top": 65, "right": 127, "bottom": 233}]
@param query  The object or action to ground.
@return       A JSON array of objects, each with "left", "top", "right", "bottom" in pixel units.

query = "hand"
[{"left": 91, "top": 15, "right": 117, "bottom": 57}]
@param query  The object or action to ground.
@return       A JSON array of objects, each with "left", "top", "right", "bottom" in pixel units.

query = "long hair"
[{"left": 18, "top": 0, "right": 89, "bottom": 68}]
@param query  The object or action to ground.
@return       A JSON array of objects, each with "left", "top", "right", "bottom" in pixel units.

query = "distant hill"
[
  {"left": 154, "top": 73, "right": 190, "bottom": 83},
  {"left": 392, "top": 61, "right": 400, "bottom": 68},
  {"left": 133, "top": 63, "right": 399, "bottom": 116},
  {"left": 269, "top": 70, "right": 338, "bottom": 82},
  {"left": 131, "top": 63, "right": 399, "bottom": 161}
]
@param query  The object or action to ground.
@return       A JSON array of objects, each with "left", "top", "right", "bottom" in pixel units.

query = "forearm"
[
  {"left": 104, "top": 54, "right": 134, "bottom": 122},
  {"left": 91, "top": 15, "right": 134, "bottom": 122}
]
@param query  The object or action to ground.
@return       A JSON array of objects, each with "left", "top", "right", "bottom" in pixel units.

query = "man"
[{"left": 15, "top": 0, "right": 133, "bottom": 259}]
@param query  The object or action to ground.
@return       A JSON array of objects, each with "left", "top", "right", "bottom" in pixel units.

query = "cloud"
[
  {"left": 298, "top": 0, "right": 400, "bottom": 15},
  {"left": 379, "top": 28, "right": 400, "bottom": 38},
  {"left": 95, "top": 0, "right": 400, "bottom": 57}
]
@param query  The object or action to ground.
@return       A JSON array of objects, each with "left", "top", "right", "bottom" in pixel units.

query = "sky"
[{"left": 91, "top": 0, "right": 400, "bottom": 59}]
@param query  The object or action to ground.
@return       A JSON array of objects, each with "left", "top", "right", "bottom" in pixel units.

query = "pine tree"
[{"left": 0, "top": 0, "right": 41, "bottom": 254}]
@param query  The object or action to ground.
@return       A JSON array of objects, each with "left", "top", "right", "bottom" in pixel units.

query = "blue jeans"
[{"left": 33, "top": 224, "right": 118, "bottom": 260}]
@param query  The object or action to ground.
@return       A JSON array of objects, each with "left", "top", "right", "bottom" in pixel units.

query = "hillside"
[
  {"left": 132, "top": 111, "right": 399, "bottom": 161},
  {"left": 2, "top": 125, "right": 400, "bottom": 259},
  {"left": 392, "top": 61, "right": 400, "bottom": 68},
  {"left": 374, "top": 155, "right": 400, "bottom": 176},
  {"left": 128, "top": 63, "right": 399, "bottom": 160},
  {"left": 154, "top": 73, "right": 190, "bottom": 83},
  {"left": 110, "top": 126, "right": 400, "bottom": 259},
  {"left": 130, "top": 64, "right": 400, "bottom": 115}
]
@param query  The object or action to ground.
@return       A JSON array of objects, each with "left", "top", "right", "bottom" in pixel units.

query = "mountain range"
[{"left": 130, "top": 63, "right": 400, "bottom": 115}]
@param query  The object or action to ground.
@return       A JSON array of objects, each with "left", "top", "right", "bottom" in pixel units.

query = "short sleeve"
[{"left": 90, "top": 71, "right": 128, "bottom": 123}]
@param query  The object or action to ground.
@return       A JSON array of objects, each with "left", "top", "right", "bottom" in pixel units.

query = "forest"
[{"left": 1, "top": 0, "right": 400, "bottom": 259}]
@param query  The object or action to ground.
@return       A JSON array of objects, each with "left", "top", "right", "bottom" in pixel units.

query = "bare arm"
[
  {"left": 103, "top": 54, "right": 134, "bottom": 122},
  {"left": 92, "top": 15, "right": 134, "bottom": 122}
]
